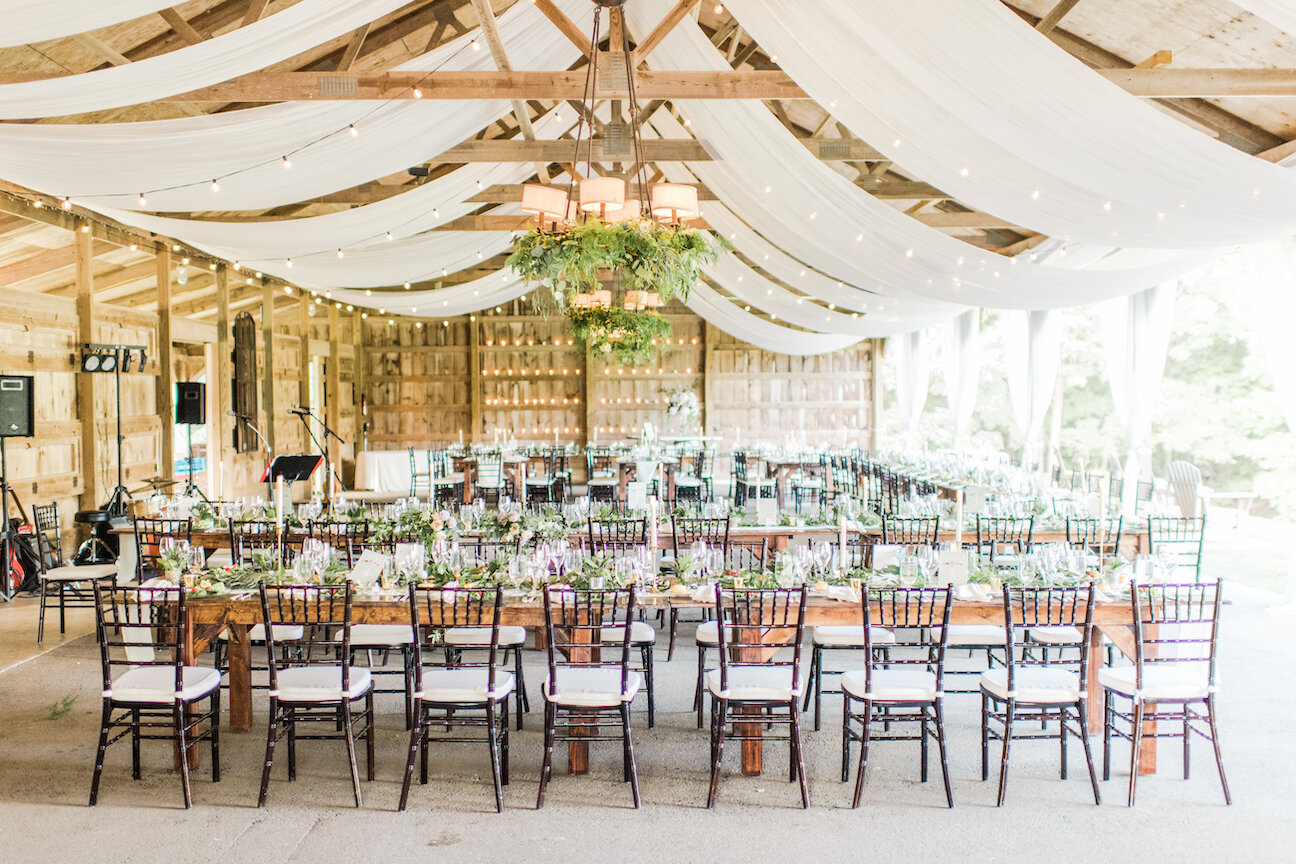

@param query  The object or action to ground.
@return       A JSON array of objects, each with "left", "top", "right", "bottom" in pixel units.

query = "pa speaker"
[
  {"left": 0, "top": 375, "right": 34, "bottom": 438},
  {"left": 176, "top": 382, "right": 206, "bottom": 425}
]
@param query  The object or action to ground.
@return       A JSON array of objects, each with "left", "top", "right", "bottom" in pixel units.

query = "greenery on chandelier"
[
  {"left": 506, "top": 217, "right": 729, "bottom": 306},
  {"left": 567, "top": 305, "right": 671, "bottom": 365}
]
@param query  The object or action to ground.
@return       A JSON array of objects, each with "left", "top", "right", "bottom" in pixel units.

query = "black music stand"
[{"left": 262, "top": 455, "right": 323, "bottom": 511}]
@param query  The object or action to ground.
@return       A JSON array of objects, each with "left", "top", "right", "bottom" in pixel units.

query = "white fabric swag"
[
  {"left": 0, "top": 0, "right": 592, "bottom": 211},
  {"left": 1003, "top": 309, "right": 1062, "bottom": 450},
  {"left": 944, "top": 310, "right": 982, "bottom": 443},
  {"left": 685, "top": 285, "right": 862, "bottom": 356},
  {"left": 0, "top": 1, "right": 175, "bottom": 47},
  {"left": 623, "top": 0, "right": 1205, "bottom": 311},
  {"left": 724, "top": 0, "right": 1296, "bottom": 249},
  {"left": 1099, "top": 283, "right": 1177, "bottom": 512},
  {"left": 891, "top": 330, "right": 930, "bottom": 443},
  {"left": 0, "top": 0, "right": 416, "bottom": 119}
]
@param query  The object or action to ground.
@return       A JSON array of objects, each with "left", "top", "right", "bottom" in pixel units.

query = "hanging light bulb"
[
  {"left": 211, "top": 179, "right": 220, "bottom": 192},
  {"left": 386, "top": 231, "right": 394, "bottom": 241},
  {"left": 286, "top": 258, "right": 293, "bottom": 268},
  {"left": 470, "top": 39, "right": 481, "bottom": 51},
  {"left": 137, "top": 193, "right": 148, "bottom": 207},
  {"left": 348, "top": 124, "right": 358, "bottom": 137},
  {"left": 413, "top": 88, "right": 423, "bottom": 99},
  {"left": 282, "top": 155, "right": 292, "bottom": 169},
  {"left": 336, "top": 248, "right": 344, "bottom": 258},
  {"left": 60, "top": 197, "right": 71, "bottom": 210}
]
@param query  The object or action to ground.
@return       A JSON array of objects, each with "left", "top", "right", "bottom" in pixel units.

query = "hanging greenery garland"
[
  {"left": 567, "top": 305, "right": 672, "bottom": 365},
  {"left": 506, "top": 217, "right": 729, "bottom": 306}
]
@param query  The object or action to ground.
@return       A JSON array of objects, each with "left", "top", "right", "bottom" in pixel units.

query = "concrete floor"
[{"left": 0, "top": 586, "right": 1291, "bottom": 864}]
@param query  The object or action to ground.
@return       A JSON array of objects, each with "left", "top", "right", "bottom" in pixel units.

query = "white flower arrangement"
[{"left": 665, "top": 387, "right": 701, "bottom": 420}]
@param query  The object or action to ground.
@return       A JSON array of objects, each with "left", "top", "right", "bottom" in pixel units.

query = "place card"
[
  {"left": 963, "top": 485, "right": 990, "bottom": 515},
  {"left": 871, "top": 544, "right": 901, "bottom": 569},
  {"left": 348, "top": 550, "right": 387, "bottom": 586},
  {"left": 938, "top": 549, "right": 970, "bottom": 585}
]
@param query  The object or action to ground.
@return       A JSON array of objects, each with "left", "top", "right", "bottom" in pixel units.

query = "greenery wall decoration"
[
  {"left": 567, "top": 305, "right": 672, "bottom": 365},
  {"left": 506, "top": 217, "right": 728, "bottom": 306}
]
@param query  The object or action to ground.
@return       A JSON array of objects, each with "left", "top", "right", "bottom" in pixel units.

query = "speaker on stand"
[
  {"left": 0, "top": 374, "right": 34, "bottom": 601},
  {"left": 176, "top": 382, "right": 209, "bottom": 502}
]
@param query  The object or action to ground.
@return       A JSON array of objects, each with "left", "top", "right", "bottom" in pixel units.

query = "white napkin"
[
  {"left": 954, "top": 583, "right": 994, "bottom": 602},
  {"left": 825, "top": 585, "right": 858, "bottom": 602},
  {"left": 691, "top": 582, "right": 718, "bottom": 603}
]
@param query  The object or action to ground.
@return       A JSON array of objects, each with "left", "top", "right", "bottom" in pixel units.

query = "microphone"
[{"left": 289, "top": 405, "right": 310, "bottom": 416}]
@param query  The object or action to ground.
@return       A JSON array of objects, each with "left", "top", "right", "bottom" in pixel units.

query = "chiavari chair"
[
  {"left": 308, "top": 518, "right": 370, "bottom": 567},
  {"left": 134, "top": 517, "right": 192, "bottom": 580},
  {"left": 706, "top": 586, "right": 809, "bottom": 808},
  {"left": 841, "top": 587, "right": 953, "bottom": 808},
  {"left": 1100, "top": 579, "right": 1229, "bottom": 806},
  {"left": 89, "top": 583, "right": 220, "bottom": 808},
  {"left": 33, "top": 502, "right": 117, "bottom": 643},
  {"left": 980, "top": 585, "right": 1101, "bottom": 806},
  {"left": 882, "top": 515, "right": 941, "bottom": 548},
  {"left": 537, "top": 586, "right": 642, "bottom": 808},
  {"left": 588, "top": 515, "right": 647, "bottom": 545},
  {"left": 577, "top": 539, "right": 659, "bottom": 727},
  {"left": 584, "top": 446, "right": 619, "bottom": 505},
  {"left": 398, "top": 586, "right": 513, "bottom": 812},
  {"left": 666, "top": 515, "right": 730, "bottom": 661},
  {"left": 1147, "top": 515, "right": 1207, "bottom": 582},
  {"left": 256, "top": 583, "right": 375, "bottom": 807}
]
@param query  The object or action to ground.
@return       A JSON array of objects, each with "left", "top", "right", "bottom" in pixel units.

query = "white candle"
[
  {"left": 838, "top": 514, "right": 848, "bottom": 570},
  {"left": 275, "top": 476, "right": 285, "bottom": 528},
  {"left": 954, "top": 489, "right": 964, "bottom": 549},
  {"left": 458, "top": 428, "right": 463, "bottom": 446}
]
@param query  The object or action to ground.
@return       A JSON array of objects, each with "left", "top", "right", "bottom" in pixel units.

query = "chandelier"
[{"left": 519, "top": 0, "right": 700, "bottom": 230}]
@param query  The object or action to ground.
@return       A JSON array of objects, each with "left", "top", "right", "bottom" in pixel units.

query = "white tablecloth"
[{"left": 354, "top": 450, "right": 413, "bottom": 493}]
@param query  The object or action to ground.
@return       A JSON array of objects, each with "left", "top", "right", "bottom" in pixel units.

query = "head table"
[{"left": 179, "top": 589, "right": 1155, "bottom": 780}]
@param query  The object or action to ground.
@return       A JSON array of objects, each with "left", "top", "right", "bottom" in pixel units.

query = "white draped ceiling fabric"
[
  {"left": 1004, "top": 310, "right": 1062, "bottom": 462},
  {"left": 0, "top": 0, "right": 175, "bottom": 47},
  {"left": 891, "top": 331, "right": 930, "bottom": 444},
  {"left": 1099, "top": 283, "right": 1177, "bottom": 510},
  {"left": 724, "top": 0, "right": 1296, "bottom": 249},
  {"left": 623, "top": 0, "right": 1202, "bottom": 313},
  {"left": 0, "top": 0, "right": 592, "bottom": 212},
  {"left": 944, "top": 311, "right": 982, "bottom": 444},
  {"left": 0, "top": 0, "right": 416, "bottom": 119}
]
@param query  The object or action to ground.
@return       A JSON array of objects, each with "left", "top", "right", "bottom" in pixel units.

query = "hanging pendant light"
[
  {"left": 579, "top": 177, "right": 626, "bottom": 217},
  {"left": 521, "top": 184, "right": 569, "bottom": 225},
  {"left": 651, "top": 183, "right": 699, "bottom": 224}
]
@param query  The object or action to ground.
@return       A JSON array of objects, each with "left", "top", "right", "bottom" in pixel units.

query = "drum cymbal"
[{"left": 130, "top": 476, "right": 180, "bottom": 494}]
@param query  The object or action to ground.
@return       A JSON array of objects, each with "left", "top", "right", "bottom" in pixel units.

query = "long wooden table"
[{"left": 185, "top": 591, "right": 1155, "bottom": 778}]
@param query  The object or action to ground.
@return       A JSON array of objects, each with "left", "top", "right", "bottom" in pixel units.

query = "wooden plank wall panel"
[
  {"left": 589, "top": 308, "right": 703, "bottom": 441},
  {"left": 476, "top": 306, "right": 582, "bottom": 443},
  {"left": 706, "top": 328, "right": 872, "bottom": 448},
  {"left": 365, "top": 316, "right": 472, "bottom": 448}
]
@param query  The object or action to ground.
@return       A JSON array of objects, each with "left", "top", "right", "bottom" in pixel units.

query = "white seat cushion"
[
  {"left": 110, "top": 665, "right": 220, "bottom": 703},
  {"left": 42, "top": 564, "right": 116, "bottom": 582},
  {"left": 946, "top": 624, "right": 1008, "bottom": 647},
  {"left": 218, "top": 624, "right": 304, "bottom": 642},
  {"left": 543, "top": 668, "right": 641, "bottom": 707},
  {"left": 600, "top": 621, "right": 656, "bottom": 645},
  {"left": 345, "top": 624, "right": 415, "bottom": 646},
  {"left": 419, "top": 668, "right": 515, "bottom": 703},
  {"left": 980, "top": 667, "right": 1082, "bottom": 703},
  {"left": 1029, "top": 626, "right": 1082, "bottom": 645},
  {"left": 1098, "top": 664, "right": 1213, "bottom": 701},
  {"left": 587, "top": 477, "right": 617, "bottom": 486},
  {"left": 695, "top": 620, "right": 734, "bottom": 646},
  {"left": 706, "top": 666, "right": 800, "bottom": 702},
  {"left": 274, "top": 666, "right": 373, "bottom": 702},
  {"left": 841, "top": 668, "right": 938, "bottom": 702},
  {"left": 443, "top": 625, "right": 527, "bottom": 647},
  {"left": 812, "top": 625, "right": 897, "bottom": 648}
]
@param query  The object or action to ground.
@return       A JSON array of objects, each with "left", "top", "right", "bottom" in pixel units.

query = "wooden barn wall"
[{"left": 361, "top": 301, "right": 875, "bottom": 456}]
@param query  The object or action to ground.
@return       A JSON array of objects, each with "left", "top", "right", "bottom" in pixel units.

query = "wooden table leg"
[
  {"left": 227, "top": 622, "right": 253, "bottom": 733},
  {"left": 566, "top": 623, "right": 595, "bottom": 774},
  {"left": 739, "top": 705, "right": 763, "bottom": 776},
  {"left": 463, "top": 464, "right": 475, "bottom": 505}
]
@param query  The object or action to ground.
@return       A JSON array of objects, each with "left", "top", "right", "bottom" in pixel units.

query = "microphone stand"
[
  {"left": 231, "top": 411, "right": 272, "bottom": 502},
  {"left": 294, "top": 408, "right": 346, "bottom": 503}
]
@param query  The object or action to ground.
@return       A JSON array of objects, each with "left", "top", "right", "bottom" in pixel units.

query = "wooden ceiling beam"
[
  {"left": 58, "top": 69, "right": 810, "bottom": 102},
  {"left": 1095, "top": 67, "right": 1296, "bottom": 97},
  {"left": 157, "top": 8, "right": 206, "bottom": 46},
  {"left": 242, "top": 0, "right": 271, "bottom": 27},
  {"left": 533, "top": 0, "right": 593, "bottom": 58},
  {"left": 0, "top": 240, "right": 115, "bottom": 284},
  {"left": 635, "top": 1, "right": 702, "bottom": 62},
  {"left": 470, "top": 0, "right": 550, "bottom": 183},
  {"left": 1035, "top": 0, "right": 1082, "bottom": 35}
]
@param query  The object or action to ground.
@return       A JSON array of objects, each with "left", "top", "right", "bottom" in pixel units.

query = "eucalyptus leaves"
[{"left": 567, "top": 306, "right": 671, "bottom": 365}]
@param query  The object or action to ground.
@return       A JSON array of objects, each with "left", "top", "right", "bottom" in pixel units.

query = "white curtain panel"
[
  {"left": 1004, "top": 309, "right": 1061, "bottom": 446},
  {"left": 0, "top": 0, "right": 174, "bottom": 47},
  {"left": 327, "top": 268, "right": 532, "bottom": 318},
  {"left": 891, "top": 330, "right": 930, "bottom": 443},
  {"left": 725, "top": 0, "right": 1296, "bottom": 249},
  {"left": 685, "top": 284, "right": 862, "bottom": 355},
  {"left": 623, "top": 0, "right": 1205, "bottom": 310},
  {"left": 944, "top": 310, "right": 982, "bottom": 443},
  {"left": 0, "top": 0, "right": 592, "bottom": 211},
  {"left": 0, "top": 0, "right": 416, "bottom": 119},
  {"left": 1099, "top": 282, "right": 1177, "bottom": 510},
  {"left": 1244, "top": 241, "right": 1296, "bottom": 434}
]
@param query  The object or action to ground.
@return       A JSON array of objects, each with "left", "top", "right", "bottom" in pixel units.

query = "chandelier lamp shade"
[{"left": 519, "top": 0, "right": 698, "bottom": 230}]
